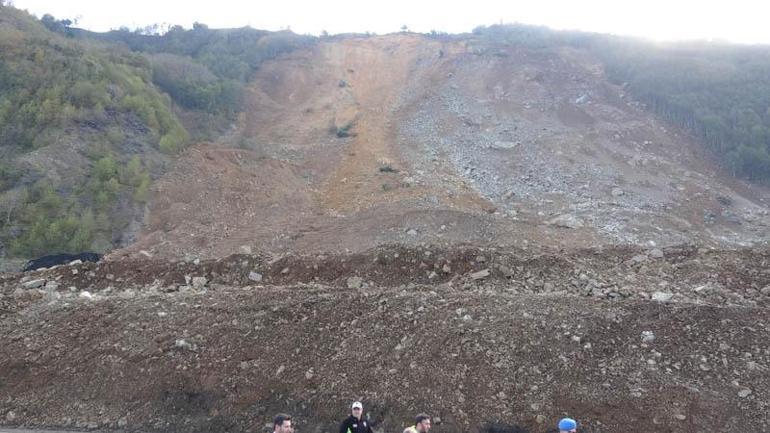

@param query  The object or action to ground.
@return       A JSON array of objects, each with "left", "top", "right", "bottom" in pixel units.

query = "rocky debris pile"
[
  {"left": 394, "top": 45, "right": 770, "bottom": 248},
  {"left": 3, "top": 245, "right": 768, "bottom": 312},
  {"left": 1, "top": 267, "right": 769, "bottom": 433}
]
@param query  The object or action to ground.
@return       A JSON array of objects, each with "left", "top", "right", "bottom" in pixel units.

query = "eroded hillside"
[{"left": 116, "top": 34, "right": 769, "bottom": 260}]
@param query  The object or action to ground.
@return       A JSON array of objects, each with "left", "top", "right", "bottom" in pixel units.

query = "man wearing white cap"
[{"left": 339, "top": 401, "right": 373, "bottom": 433}]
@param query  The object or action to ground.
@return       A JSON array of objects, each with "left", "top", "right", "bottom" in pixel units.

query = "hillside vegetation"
[
  {"left": 77, "top": 23, "right": 316, "bottom": 138},
  {"left": 0, "top": 6, "right": 314, "bottom": 260},
  {"left": 0, "top": 6, "right": 185, "bottom": 257}
]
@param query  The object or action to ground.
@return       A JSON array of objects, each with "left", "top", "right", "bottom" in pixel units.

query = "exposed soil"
[
  {"left": 2, "top": 246, "right": 770, "bottom": 433},
  {"left": 116, "top": 35, "right": 769, "bottom": 261}
]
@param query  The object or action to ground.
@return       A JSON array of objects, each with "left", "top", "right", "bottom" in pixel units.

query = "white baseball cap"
[{"left": 352, "top": 401, "right": 363, "bottom": 409}]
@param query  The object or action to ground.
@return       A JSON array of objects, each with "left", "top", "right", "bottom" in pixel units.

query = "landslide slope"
[{"left": 120, "top": 34, "right": 770, "bottom": 260}]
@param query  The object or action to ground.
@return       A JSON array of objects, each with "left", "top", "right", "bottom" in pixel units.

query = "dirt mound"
[
  {"left": 1, "top": 246, "right": 769, "bottom": 433},
  {"left": 8, "top": 245, "right": 770, "bottom": 308}
]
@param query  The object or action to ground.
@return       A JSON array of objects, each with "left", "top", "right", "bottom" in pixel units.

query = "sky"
[{"left": 9, "top": 0, "right": 770, "bottom": 45}]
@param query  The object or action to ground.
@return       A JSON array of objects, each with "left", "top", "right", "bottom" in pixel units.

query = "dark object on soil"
[
  {"left": 23, "top": 252, "right": 101, "bottom": 272},
  {"left": 379, "top": 164, "right": 399, "bottom": 173}
]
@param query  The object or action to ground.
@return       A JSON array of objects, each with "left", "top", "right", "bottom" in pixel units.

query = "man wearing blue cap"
[{"left": 558, "top": 417, "right": 577, "bottom": 433}]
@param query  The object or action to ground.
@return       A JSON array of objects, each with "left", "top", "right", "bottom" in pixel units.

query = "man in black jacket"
[{"left": 339, "top": 401, "right": 373, "bottom": 433}]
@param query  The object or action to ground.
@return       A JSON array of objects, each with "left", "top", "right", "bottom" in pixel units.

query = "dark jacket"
[{"left": 339, "top": 415, "right": 373, "bottom": 433}]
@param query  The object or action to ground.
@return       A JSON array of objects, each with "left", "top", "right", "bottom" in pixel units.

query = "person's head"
[
  {"left": 414, "top": 414, "right": 431, "bottom": 433},
  {"left": 274, "top": 414, "right": 293, "bottom": 433},
  {"left": 351, "top": 401, "right": 363, "bottom": 418},
  {"left": 558, "top": 418, "right": 577, "bottom": 433}
]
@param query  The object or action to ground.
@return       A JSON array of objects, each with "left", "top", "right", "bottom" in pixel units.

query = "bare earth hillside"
[{"left": 115, "top": 34, "right": 769, "bottom": 260}]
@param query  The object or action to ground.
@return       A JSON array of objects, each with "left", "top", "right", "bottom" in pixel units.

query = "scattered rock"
[
  {"left": 347, "top": 276, "right": 363, "bottom": 289},
  {"left": 651, "top": 292, "right": 674, "bottom": 302},
  {"left": 611, "top": 187, "right": 625, "bottom": 197},
  {"left": 547, "top": 214, "right": 584, "bottom": 229},
  {"left": 630, "top": 254, "right": 648, "bottom": 264},
  {"left": 575, "top": 94, "right": 590, "bottom": 104},
  {"left": 738, "top": 389, "right": 752, "bottom": 398},
  {"left": 649, "top": 249, "right": 665, "bottom": 259},
  {"left": 498, "top": 265, "right": 514, "bottom": 278},
  {"left": 191, "top": 277, "right": 208, "bottom": 289},
  {"left": 174, "top": 339, "right": 197, "bottom": 351},
  {"left": 470, "top": 269, "right": 490, "bottom": 280},
  {"left": 22, "top": 279, "right": 46, "bottom": 289},
  {"left": 490, "top": 140, "right": 519, "bottom": 150},
  {"left": 641, "top": 330, "right": 656, "bottom": 343}
]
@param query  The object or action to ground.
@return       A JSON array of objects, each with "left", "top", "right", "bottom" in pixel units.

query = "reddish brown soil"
[{"left": 2, "top": 246, "right": 769, "bottom": 433}]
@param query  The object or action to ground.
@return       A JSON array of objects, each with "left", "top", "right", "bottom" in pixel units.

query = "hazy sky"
[{"left": 10, "top": 0, "right": 770, "bottom": 44}]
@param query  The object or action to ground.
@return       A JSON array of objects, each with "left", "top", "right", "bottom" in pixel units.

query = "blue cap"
[{"left": 558, "top": 418, "right": 577, "bottom": 431}]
